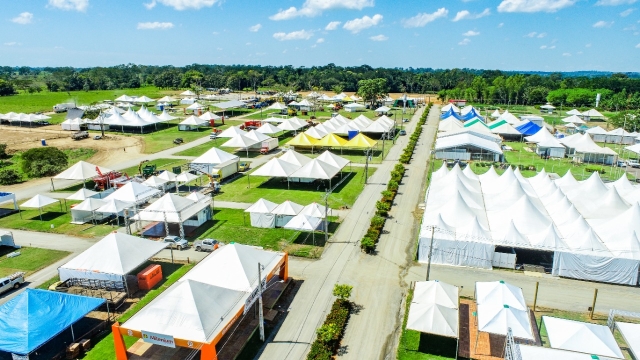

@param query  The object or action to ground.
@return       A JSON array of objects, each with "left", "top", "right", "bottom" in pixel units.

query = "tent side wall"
[
  {"left": 418, "top": 237, "right": 495, "bottom": 270},
  {"left": 552, "top": 252, "right": 640, "bottom": 286},
  {"left": 250, "top": 212, "right": 276, "bottom": 228},
  {"left": 59, "top": 267, "right": 124, "bottom": 283}
]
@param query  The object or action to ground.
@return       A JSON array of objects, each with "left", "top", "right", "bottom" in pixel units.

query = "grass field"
[
  {"left": 133, "top": 120, "right": 244, "bottom": 154},
  {"left": 82, "top": 262, "right": 193, "bottom": 360},
  {"left": 0, "top": 246, "right": 70, "bottom": 278},
  {"left": 1, "top": 147, "right": 97, "bottom": 183},
  {"left": 192, "top": 208, "right": 338, "bottom": 257},
  {"left": 0, "top": 201, "right": 115, "bottom": 238},
  {"left": 216, "top": 167, "right": 375, "bottom": 208}
]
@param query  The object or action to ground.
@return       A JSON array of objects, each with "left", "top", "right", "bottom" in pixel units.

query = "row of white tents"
[
  {"left": 252, "top": 150, "right": 349, "bottom": 186},
  {"left": 0, "top": 112, "right": 51, "bottom": 122},
  {"left": 244, "top": 198, "right": 328, "bottom": 230},
  {"left": 418, "top": 163, "right": 640, "bottom": 286}
]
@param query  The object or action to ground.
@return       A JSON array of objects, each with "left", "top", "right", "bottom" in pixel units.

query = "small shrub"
[
  {"left": 317, "top": 323, "right": 341, "bottom": 343},
  {"left": 387, "top": 180, "right": 399, "bottom": 191},
  {"left": 332, "top": 284, "right": 353, "bottom": 301},
  {"left": 366, "top": 228, "right": 380, "bottom": 240},
  {"left": 376, "top": 201, "right": 391, "bottom": 212},
  {"left": 370, "top": 216, "right": 386, "bottom": 230},
  {"left": 0, "top": 168, "right": 21, "bottom": 185},
  {"left": 307, "top": 342, "right": 332, "bottom": 360},
  {"left": 361, "top": 237, "right": 375, "bottom": 252},
  {"left": 381, "top": 190, "right": 394, "bottom": 201}
]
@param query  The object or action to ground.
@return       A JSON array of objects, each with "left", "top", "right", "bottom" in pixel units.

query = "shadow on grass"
[
  {"left": 255, "top": 171, "right": 358, "bottom": 193},
  {"left": 27, "top": 211, "right": 66, "bottom": 221},
  {"left": 417, "top": 333, "right": 458, "bottom": 359}
]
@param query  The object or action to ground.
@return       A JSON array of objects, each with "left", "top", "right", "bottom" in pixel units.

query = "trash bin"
[
  {"left": 172, "top": 166, "right": 182, "bottom": 175},
  {"left": 41, "top": 139, "right": 46, "bottom": 146}
]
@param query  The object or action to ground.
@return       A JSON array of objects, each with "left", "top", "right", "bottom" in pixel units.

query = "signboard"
[
  {"left": 243, "top": 277, "right": 267, "bottom": 315},
  {"left": 141, "top": 330, "right": 175, "bottom": 348}
]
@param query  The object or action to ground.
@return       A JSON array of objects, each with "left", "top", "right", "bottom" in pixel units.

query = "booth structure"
[
  {"left": 542, "top": 316, "right": 623, "bottom": 359},
  {"left": 112, "top": 244, "right": 289, "bottom": 360},
  {"left": 133, "top": 193, "right": 212, "bottom": 238}
]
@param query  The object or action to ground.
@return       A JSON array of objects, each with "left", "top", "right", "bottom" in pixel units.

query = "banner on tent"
[
  {"left": 141, "top": 330, "right": 175, "bottom": 348},
  {"left": 244, "top": 278, "right": 267, "bottom": 315}
]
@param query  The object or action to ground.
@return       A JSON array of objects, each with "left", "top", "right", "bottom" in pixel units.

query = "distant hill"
[{"left": 505, "top": 71, "right": 640, "bottom": 78}]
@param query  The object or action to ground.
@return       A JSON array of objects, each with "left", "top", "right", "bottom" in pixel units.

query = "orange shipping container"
[{"left": 137, "top": 264, "right": 163, "bottom": 290}]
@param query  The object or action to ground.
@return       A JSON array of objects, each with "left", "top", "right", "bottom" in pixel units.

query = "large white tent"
[
  {"left": 58, "top": 233, "right": 167, "bottom": 282},
  {"left": 245, "top": 198, "right": 278, "bottom": 228},
  {"left": 104, "top": 182, "right": 160, "bottom": 205},
  {"left": 543, "top": 317, "right": 624, "bottom": 359},
  {"left": 133, "top": 193, "right": 210, "bottom": 225},
  {"left": 406, "top": 281, "right": 459, "bottom": 338},
  {"left": 190, "top": 147, "right": 239, "bottom": 174},
  {"left": 524, "top": 127, "right": 566, "bottom": 158},
  {"left": 54, "top": 161, "right": 112, "bottom": 182}
]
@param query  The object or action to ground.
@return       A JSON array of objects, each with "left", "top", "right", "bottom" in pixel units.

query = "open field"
[
  {"left": 0, "top": 246, "right": 70, "bottom": 278},
  {"left": 216, "top": 167, "right": 376, "bottom": 208},
  {"left": 0, "top": 201, "right": 115, "bottom": 238}
]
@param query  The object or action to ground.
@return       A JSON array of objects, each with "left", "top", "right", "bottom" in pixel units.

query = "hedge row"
[
  {"left": 306, "top": 299, "right": 352, "bottom": 360},
  {"left": 399, "top": 104, "right": 432, "bottom": 164}
]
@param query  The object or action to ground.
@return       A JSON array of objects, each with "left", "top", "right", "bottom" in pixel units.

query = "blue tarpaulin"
[
  {"left": 516, "top": 121, "right": 542, "bottom": 136},
  {"left": 0, "top": 289, "right": 105, "bottom": 355}
]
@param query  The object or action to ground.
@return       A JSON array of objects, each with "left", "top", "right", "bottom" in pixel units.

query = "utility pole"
[
  {"left": 258, "top": 263, "right": 265, "bottom": 341},
  {"left": 324, "top": 190, "right": 329, "bottom": 244},
  {"left": 364, "top": 149, "right": 370, "bottom": 184},
  {"left": 425, "top": 227, "right": 435, "bottom": 281}
]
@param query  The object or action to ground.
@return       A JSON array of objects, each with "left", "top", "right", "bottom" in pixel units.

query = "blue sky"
[{"left": 1, "top": 0, "right": 640, "bottom": 72}]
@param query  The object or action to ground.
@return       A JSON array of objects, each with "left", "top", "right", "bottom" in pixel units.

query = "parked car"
[
  {"left": 173, "top": 138, "right": 184, "bottom": 145},
  {"left": 163, "top": 236, "right": 188, "bottom": 250},
  {"left": 0, "top": 272, "right": 25, "bottom": 295},
  {"left": 403, "top": 118, "right": 410, "bottom": 123},
  {"left": 193, "top": 239, "right": 220, "bottom": 252},
  {"left": 238, "top": 162, "right": 251, "bottom": 172},
  {"left": 617, "top": 160, "right": 627, "bottom": 168},
  {"left": 627, "top": 159, "right": 640, "bottom": 168},
  {"left": 399, "top": 130, "right": 407, "bottom": 136}
]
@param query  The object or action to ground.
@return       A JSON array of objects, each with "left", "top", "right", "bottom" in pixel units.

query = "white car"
[{"left": 163, "top": 236, "right": 189, "bottom": 250}]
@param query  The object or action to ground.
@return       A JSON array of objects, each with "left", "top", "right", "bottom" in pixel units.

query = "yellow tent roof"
[
  {"left": 315, "top": 134, "right": 348, "bottom": 147},
  {"left": 287, "top": 133, "right": 318, "bottom": 146},
  {"left": 342, "top": 96, "right": 353, "bottom": 102},
  {"left": 344, "top": 133, "right": 378, "bottom": 148}
]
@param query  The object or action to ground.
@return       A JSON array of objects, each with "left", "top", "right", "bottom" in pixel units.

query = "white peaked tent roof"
[
  {"left": 221, "top": 133, "right": 261, "bottom": 148},
  {"left": 267, "top": 102, "right": 288, "bottom": 110},
  {"left": 284, "top": 214, "right": 322, "bottom": 231},
  {"left": 218, "top": 126, "right": 246, "bottom": 138},
  {"left": 441, "top": 103, "right": 460, "bottom": 113},
  {"left": 586, "top": 126, "right": 608, "bottom": 135},
  {"left": 192, "top": 147, "right": 239, "bottom": 166},
  {"left": 297, "top": 99, "right": 312, "bottom": 106},
  {"left": 626, "top": 143, "right": 640, "bottom": 156},
  {"left": 252, "top": 158, "right": 300, "bottom": 177},
  {"left": 105, "top": 182, "right": 160, "bottom": 203},
  {"left": 277, "top": 119, "right": 305, "bottom": 131},
  {"left": 279, "top": 150, "right": 312, "bottom": 166},
  {"left": 475, "top": 281, "right": 527, "bottom": 310},
  {"left": 498, "top": 111, "right": 521, "bottom": 125},
  {"left": 431, "top": 162, "right": 449, "bottom": 182},
  {"left": 491, "top": 109, "right": 501, "bottom": 118},
  {"left": 177, "top": 172, "right": 199, "bottom": 185},
  {"left": 567, "top": 109, "right": 582, "bottom": 116},
  {"left": 525, "top": 127, "right": 564, "bottom": 148},
  {"left": 616, "top": 322, "right": 640, "bottom": 358},
  {"left": 134, "top": 96, "right": 154, "bottom": 103},
  {"left": 592, "top": 203, "right": 640, "bottom": 245},
  {"left": 290, "top": 159, "right": 340, "bottom": 180},
  {"left": 565, "top": 228, "right": 610, "bottom": 255},
  {"left": 256, "top": 123, "right": 282, "bottom": 135},
  {"left": 518, "top": 344, "right": 611, "bottom": 360},
  {"left": 424, "top": 193, "right": 487, "bottom": 229},
  {"left": 353, "top": 114, "right": 374, "bottom": 127},
  {"left": 301, "top": 202, "right": 328, "bottom": 218},
  {"left": 271, "top": 200, "right": 303, "bottom": 216},
  {"left": 583, "top": 109, "right": 604, "bottom": 117},
  {"left": 364, "top": 120, "right": 393, "bottom": 133},
  {"left": 429, "top": 177, "right": 484, "bottom": 210},
  {"left": 543, "top": 317, "right": 624, "bottom": 359},
  {"left": 375, "top": 106, "right": 391, "bottom": 112},
  {"left": 406, "top": 302, "right": 459, "bottom": 338},
  {"left": 157, "top": 96, "right": 177, "bottom": 102},
  {"left": 143, "top": 176, "right": 168, "bottom": 188},
  {"left": 134, "top": 193, "right": 204, "bottom": 223},
  {"left": 330, "top": 122, "right": 360, "bottom": 135},
  {"left": 555, "top": 170, "right": 580, "bottom": 189},
  {"left": 245, "top": 198, "right": 278, "bottom": 214},
  {"left": 562, "top": 115, "right": 586, "bottom": 124},
  {"left": 529, "top": 224, "right": 569, "bottom": 251},
  {"left": 583, "top": 187, "right": 630, "bottom": 219},
  {"left": 605, "top": 230, "right": 640, "bottom": 259},
  {"left": 491, "top": 195, "right": 551, "bottom": 235},
  {"left": 157, "top": 110, "right": 177, "bottom": 121},
  {"left": 462, "top": 164, "right": 478, "bottom": 180},
  {"left": 477, "top": 303, "right": 534, "bottom": 340},
  {"left": 66, "top": 188, "right": 99, "bottom": 201},
  {"left": 115, "top": 95, "right": 134, "bottom": 102},
  {"left": 461, "top": 105, "right": 476, "bottom": 115},
  {"left": 60, "top": 233, "right": 168, "bottom": 277},
  {"left": 123, "top": 280, "right": 247, "bottom": 344},
  {"left": 73, "top": 198, "right": 106, "bottom": 212},
  {"left": 305, "top": 126, "right": 328, "bottom": 139},
  {"left": 344, "top": 102, "right": 365, "bottom": 109},
  {"left": 198, "top": 111, "right": 221, "bottom": 121},
  {"left": 478, "top": 166, "right": 499, "bottom": 182},
  {"left": 186, "top": 102, "right": 206, "bottom": 110},
  {"left": 246, "top": 130, "right": 272, "bottom": 142},
  {"left": 607, "top": 127, "right": 631, "bottom": 136},
  {"left": 435, "top": 133, "right": 503, "bottom": 154},
  {"left": 490, "top": 121, "right": 522, "bottom": 136},
  {"left": 377, "top": 115, "right": 394, "bottom": 126},
  {"left": 288, "top": 117, "right": 308, "bottom": 128},
  {"left": 180, "top": 90, "right": 196, "bottom": 96},
  {"left": 459, "top": 216, "right": 492, "bottom": 242},
  {"left": 21, "top": 194, "right": 58, "bottom": 209},
  {"left": 316, "top": 150, "right": 349, "bottom": 169},
  {"left": 184, "top": 191, "right": 206, "bottom": 203},
  {"left": 438, "top": 118, "right": 464, "bottom": 132},
  {"left": 180, "top": 115, "right": 208, "bottom": 126},
  {"left": 158, "top": 170, "right": 178, "bottom": 182},
  {"left": 501, "top": 220, "right": 531, "bottom": 248},
  {"left": 413, "top": 281, "right": 458, "bottom": 308},
  {"left": 54, "top": 161, "right": 112, "bottom": 180},
  {"left": 180, "top": 243, "right": 284, "bottom": 292},
  {"left": 95, "top": 199, "right": 134, "bottom": 213}
]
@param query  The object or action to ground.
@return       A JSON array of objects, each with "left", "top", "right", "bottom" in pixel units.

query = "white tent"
[
  {"left": 364, "top": 120, "right": 393, "bottom": 133},
  {"left": 406, "top": 302, "right": 458, "bottom": 338},
  {"left": 413, "top": 281, "right": 458, "bottom": 308},
  {"left": 316, "top": 151, "right": 350, "bottom": 169},
  {"left": 58, "top": 233, "right": 168, "bottom": 282},
  {"left": 157, "top": 96, "right": 177, "bottom": 103},
  {"left": 186, "top": 102, "right": 206, "bottom": 111},
  {"left": 497, "top": 111, "right": 521, "bottom": 125},
  {"left": 277, "top": 119, "right": 305, "bottom": 132},
  {"left": 142, "top": 175, "right": 169, "bottom": 189},
  {"left": 199, "top": 111, "right": 221, "bottom": 121},
  {"left": 290, "top": 159, "right": 340, "bottom": 180},
  {"left": 543, "top": 317, "right": 624, "bottom": 359},
  {"left": 245, "top": 198, "right": 278, "bottom": 228},
  {"left": 133, "top": 193, "right": 209, "bottom": 225},
  {"left": 176, "top": 171, "right": 198, "bottom": 184},
  {"left": 21, "top": 194, "right": 59, "bottom": 211},
  {"left": 279, "top": 150, "right": 312, "bottom": 167},
  {"left": 115, "top": 95, "right": 134, "bottom": 102},
  {"left": 284, "top": 214, "right": 322, "bottom": 231},
  {"left": 582, "top": 109, "right": 605, "bottom": 119},
  {"left": 566, "top": 109, "right": 582, "bottom": 116},
  {"left": 375, "top": 106, "right": 391, "bottom": 113},
  {"left": 305, "top": 126, "right": 328, "bottom": 139},
  {"left": 438, "top": 118, "right": 464, "bottom": 132},
  {"left": 441, "top": 104, "right": 460, "bottom": 113},
  {"left": 257, "top": 123, "right": 282, "bottom": 135},
  {"left": 66, "top": 188, "right": 99, "bottom": 201},
  {"left": 179, "top": 115, "right": 209, "bottom": 130},
  {"left": 134, "top": 96, "right": 154, "bottom": 103},
  {"left": 475, "top": 281, "right": 527, "bottom": 311},
  {"left": 104, "top": 182, "right": 160, "bottom": 205},
  {"left": 562, "top": 115, "right": 586, "bottom": 124},
  {"left": 615, "top": 322, "right": 640, "bottom": 359},
  {"left": 491, "top": 109, "right": 501, "bottom": 118},
  {"left": 267, "top": 102, "right": 287, "bottom": 111},
  {"left": 96, "top": 198, "right": 134, "bottom": 215},
  {"left": 72, "top": 198, "right": 106, "bottom": 212},
  {"left": 518, "top": 344, "right": 608, "bottom": 360},
  {"left": 477, "top": 303, "right": 534, "bottom": 340},
  {"left": 221, "top": 133, "right": 261, "bottom": 148},
  {"left": 191, "top": 147, "right": 239, "bottom": 174},
  {"left": 251, "top": 158, "right": 300, "bottom": 178},
  {"left": 180, "top": 90, "right": 196, "bottom": 96},
  {"left": 246, "top": 130, "right": 272, "bottom": 143},
  {"left": 344, "top": 103, "right": 365, "bottom": 112},
  {"left": 272, "top": 200, "right": 303, "bottom": 216},
  {"left": 301, "top": 202, "right": 328, "bottom": 218},
  {"left": 54, "top": 161, "right": 112, "bottom": 181},
  {"left": 61, "top": 118, "right": 85, "bottom": 131},
  {"left": 70, "top": 198, "right": 107, "bottom": 224}
]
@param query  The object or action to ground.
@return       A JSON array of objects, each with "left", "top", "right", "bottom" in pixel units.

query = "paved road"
[{"left": 258, "top": 106, "right": 432, "bottom": 360}]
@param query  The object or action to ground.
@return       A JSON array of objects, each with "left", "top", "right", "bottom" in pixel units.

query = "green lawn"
[
  {"left": 0, "top": 201, "right": 115, "bottom": 238},
  {"left": 1, "top": 147, "right": 97, "bottom": 184},
  {"left": 82, "top": 262, "right": 193, "bottom": 360},
  {"left": 397, "top": 289, "right": 456, "bottom": 360},
  {"left": 119, "top": 158, "right": 189, "bottom": 178},
  {"left": 216, "top": 167, "right": 375, "bottom": 208},
  {"left": 192, "top": 208, "right": 337, "bottom": 257},
  {"left": 0, "top": 247, "right": 70, "bottom": 278}
]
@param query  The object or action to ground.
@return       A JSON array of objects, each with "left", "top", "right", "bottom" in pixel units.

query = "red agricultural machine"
[
  {"left": 93, "top": 167, "right": 129, "bottom": 190},
  {"left": 240, "top": 120, "right": 262, "bottom": 131}
]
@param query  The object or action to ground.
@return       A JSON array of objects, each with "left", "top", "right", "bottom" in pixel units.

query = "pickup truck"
[
  {"left": 71, "top": 131, "right": 89, "bottom": 140},
  {"left": 0, "top": 272, "right": 25, "bottom": 295},
  {"left": 627, "top": 159, "right": 640, "bottom": 168},
  {"left": 163, "top": 236, "right": 189, "bottom": 250},
  {"left": 193, "top": 239, "right": 220, "bottom": 252}
]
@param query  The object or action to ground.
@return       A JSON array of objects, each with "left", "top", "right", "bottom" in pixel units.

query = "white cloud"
[
  {"left": 463, "top": 30, "right": 480, "bottom": 36},
  {"left": 270, "top": 0, "right": 374, "bottom": 20},
  {"left": 12, "top": 12, "right": 33, "bottom": 25},
  {"left": 562, "top": 52, "right": 572, "bottom": 56},
  {"left": 525, "top": 31, "right": 538, "bottom": 37},
  {"left": 4, "top": 42, "right": 20, "bottom": 46},
  {"left": 498, "top": 22, "right": 504, "bottom": 27},
  {"left": 596, "top": 0, "right": 636, "bottom": 5},
  {"left": 586, "top": 43, "right": 592, "bottom": 47},
  {"left": 316, "top": 38, "right": 325, "bottom": 43},
  {"left": 370, "top": 34, "right": 388, "bottom": 41},
  {"left": 249, "top": 23, "right": 262, "bottom": 32},
  {"left": 537, "top": 32, "right": 547, "bottom": 38},
  {"left": 540, "top": 44, "right": 556, "bottom": 49},
  {"left": 137, "top": 21, "right": 174, "bottom": 30},
  {"left": 144, "top": 0, "right": 157, "bottom": 9},
  {"left": 48, "top": 0, "right": 89, "bottom": 12},
  {"left": 497, "top": 0, "right": 576, "bottom": 13},
  {"left": 273, "top": 29, "right": 313, "bottom": 41},
  {"left": 155, "top": 0, "right": 219, "bottom": 10},
  {"left": 452, "top": 8, "right": 490, "bottom": 21},
  {"left": 540, "top": 45, "right": 547, "bottom": 49},
  {"left": 459, "top": 38, "right": 471, "bottom": 45},
  {"left": 636, "top": 43, "right": 640, "bottom": 48},
  {"left": 593, "top": 20, "right": 614, "bottom": 27},
  {"left": 402, "top": 8, "right": 448, "bottom": 28},
  {"left": 325, "top": 21, "right": 341, "bottom": 30},
  {"left": 343, "top": 14, "right": 382, "bottom": 33},
  {"left": 620, "top": 8, "right": 635, "bottom": 16}
]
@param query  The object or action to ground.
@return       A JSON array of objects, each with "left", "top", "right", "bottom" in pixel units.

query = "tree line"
[{"left": 1, "top": 65, "right": 640, "bottom": 110}]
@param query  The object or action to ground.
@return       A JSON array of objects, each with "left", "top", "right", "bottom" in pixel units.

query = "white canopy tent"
[
  {"left": 104, "top": 182, "right": 160, "bottom": 205},
  {"left": 178, "top": 115, "right": 209, "bottom": 131},
  {"left": 543, "top": 317, "right": 624, "bottom": 359},
  {"left": 407, "top": 280, "right": 460, "bottom": 340},
  {"left": 58, "top": 233, "right": 168, "bottom": 283},
  {"left": 272, "top": 200, "right": 303, "bottom": 227},
  {"left": 66, "top": 188, "right": 99, "bottom": 201},
  {"left": 245, "top": 198, "right": 278, "bottom": 228},
  {"left": 562, "top": 115, "right": 586, "bottom": 124},
  {"left": 54, "top": 161, "right": 112, "bottom": 184},
  {"left": 582, "top": 109, "right": 605, "bottom": 120},
  {"left": 567, "top": 109, "right": 582, "bottom": 116},
  {"left": 70, "top": 198, "right": 107, "bottom": 224},
  {"left": 257, "top": 123, "right": 282, "bottom": 135},
  {"left": 217, "top": 125, "right": 246, "bottom": 138},
  {"left": 615, "top": 322, "right": 640, "bottom": 359},
  {"left": 477, "top": 303, "right": 534, "bottom": 340},
  {"left": 20, "top": 194, "right": 61, "bottom": 221},
  {"left": 517, "top": 344, "right": 610, "bottom": 360},
  {"left": 190, "top": 147, "right": 239, "bottom": 175}
]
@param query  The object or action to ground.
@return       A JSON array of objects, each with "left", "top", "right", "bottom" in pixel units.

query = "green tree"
[
  {"left": 0, "top": 169, "right": 21, "bottom": 185},
  {"left": 0, "top": 79, "right": 16, "bottom": 96},
  {"left": 21, "top": 147, "right": 68, "bottom": 178},
  {"left": 357, "top": 78, "right": 388, "bottom": 107},
  {"left": 332, "top": 284, "right": 353, "bottom": 301},
  {"left": 331, "top": 84, "right": 344, "bottom": 95},
  {"left": 316, "top": 323, "right": 340, "bottom": 343}
]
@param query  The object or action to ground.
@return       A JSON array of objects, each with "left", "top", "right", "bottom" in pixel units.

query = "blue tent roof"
[
  {"left": 515, "top": 121, "right": 542, "bottom": 136},
  {"left": 0, "top": 289, "right": 105, "bottom": 355},
  {"left": 440, "top": 109, "right": 462, "bottom": 121},
  {"left": 461, "top": 109, "right": 484, "bottom": 121}
]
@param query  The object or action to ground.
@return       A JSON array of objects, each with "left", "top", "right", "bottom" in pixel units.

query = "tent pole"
[{"left": 71, "top": 324, "right": 75, "bottom": 341}]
